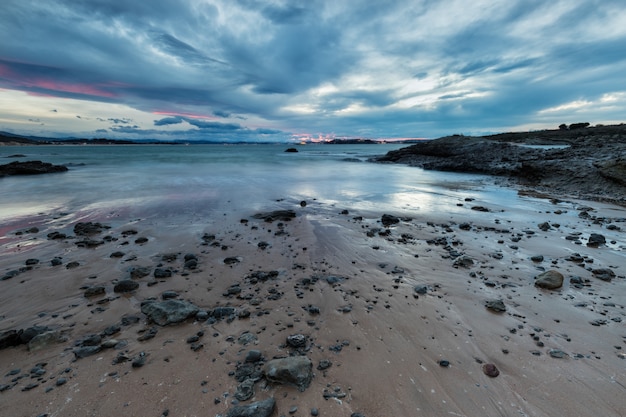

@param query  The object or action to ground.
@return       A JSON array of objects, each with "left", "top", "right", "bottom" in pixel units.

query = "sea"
[{"left": 1, "top": 143, "right": 547, "bottom": 228}]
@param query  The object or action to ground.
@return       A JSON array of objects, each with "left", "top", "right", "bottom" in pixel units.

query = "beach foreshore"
[{"left": 0, "top": 192, "right": 625, "bottom": 417}]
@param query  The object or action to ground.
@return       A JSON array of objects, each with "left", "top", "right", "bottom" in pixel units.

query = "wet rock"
[
  {"left": 587, "top": 233, "right": 606, "bottom": 247},
  {"left": 74, "top": 222, "right": 110, "bottom": 236},
  {"left": 154, "top": 268, "right": 173, "bottom": 278},
  {"left": 0, "top": 160, "right": 68, "bottom": 177},
  {"left": 28, "top": 330, "right": 62, "bottom": 352},
  {"left": 212, "top": 306, "right": 237, "bottom": 320},
  {"left": 453, "top": 255, "right": 474, "bottom": 268},
  {"left": 485, "top": 299, "right": 506, "bottom": 312},
  {"left": 538, "top": 222, "right": 551, "bottom": 231},
  {"left": 549, "top": 349, "right": 567, "bottom": 359},
  {"left": 114, "top": 279, "right": 139, "bottom": 293},
  {"left": 245, "top": 350, "right": 263, "bottom": 363},
  {"left": 141, "top": 299, "right": 199, "bottom": 326},
  {"left": 381, "top": 214, "right": 400, "bottom": 227},
  {"left": 438, "top": 360, "right": 450, "bottom": 367},
  {"left": 252, "top": 210, "right": 296, "bottom": 222},
  {"left": 84, "top": 285, "right": 106, "bottom": 297},
  {"left": 592, "top": 268, "right": 615, "bottom": 282},
  {"left": 129, "top": 266, "right": 151, "bottom": 279},
  {"left": 414, "top": 285, "right": 429, "bottom": 295},
  {"left": 530, "top": 255, "right": 544, "bottom": 262},
  {"left": 534, "top": 270, "right": 564, "bottom": 289},
  {"left": 224, "top": 257, "right": 241, "bottom": 265},
  {"left": 0, "top": 330, "right": 21, "bottom": 349},
  {"left": 235, "top": 378, "right": 256, "bottom": 401},
  {"left": 263, "top": 356, "right": 313, "bottom": 391},
  {"left": 286, "top": 334, "right": 307, "bottom": 348},
  {"left": 223, "top": 397, "right": 275, "bottom": 417},
  {"left": 482, "top": 363, "right": 500, "bottom": 377},
  {"left": 73, "top": 345, "right": 101, "bottom": 359}
]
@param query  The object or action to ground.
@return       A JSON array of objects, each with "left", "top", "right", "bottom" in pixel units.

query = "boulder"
[
  {"left": 381, "top": 214, "right": 400, "bottom": 227},
  {"left": 141, "top": 299, "right": 199, "bottom": 326},
  {"left": 263, "top": 356, "right": 313, "bottom": 391},
  {"left": 534, "top": 270, "right": 564, "bottom": 289},
  {"left": 114, "top": 279, "right": 139, "bottom": 293}
]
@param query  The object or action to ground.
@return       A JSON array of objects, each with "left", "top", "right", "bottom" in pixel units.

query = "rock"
[
  {"left": 129, "top": 266, "right": 151, "bottom": 279},
  {"left": 285, "top": 148, "right": 299, "bottom": 153},
  {"left": 530, "top": 255, "right": 544, "bottom": 262},
  {"left": 549, "top": 349, "right": 567, "bottom": 359},
  {"left": 534, "top": 270, "right": 564, "bottom": 289},
  {"left": 482, "top": 363, "right": 500, "bottom": 377},
  {"left": 0, "top": 160, "right": 68, "bottom": 177},
  {"left": 73, "top": 346, "right": 101, "bottom": 359},
  {"left": 235, "top": 378, "right": 256, "bottom": 401},
  {"left": 212, "top": 306, "right": 237, "bottom": 320},
  {"left": 28, "top": 330, "right": 61, "bottom": 352},
  {"left": 453, "top": 255, "right": 474, "bottom": 268},
  {"left": 592, "top": 268, "right": 615, "bottom": 282},
  {"left": 84, "top": 285, "right": 106, "bottom": 297},
  {"left": 74, "top": 222, "right": 110, "bottom": 236},
  {"left": 223, "top": 397, "right": 275, "bottom": 417},
  {"left": 263, "top": 356, "right": 313, "bottom": 391},
  {"left": 141, "top": 299, "right": 199, "bottom": 326},
  {"left": 245, "top": 350, "right": 263, "bottom": 363},
  {"left": 485, "top": 299, "right": 506, "bottom": 312},
  {"left": 161, "top": 291, "right": 179, "bottom": 300},
  {"left": 0, "top": 330, "right": 21, "bottom": 349},
  {"left": 19, "top": 326, "right": 48, "bottom": 344},
  {"left": 414, "top": 285, "right": 429, "bottom": 295},
  {"left": 381, "top": 214, "right": 400, "bottom": 227},
  {"left": 587, "top": 233, "right": 606, "bottom": 247},
  {"left": 538, "top": 222, "right": 551, "bottom": 231},
  {"left": 438, "top": 360, "right": 450, "bottom": 367},
  {"left": 286, "top": 334, "right": 307, "bottom": 348},
  {"left": 114, "top": 279, "right": 139, "bottom": 293},
  {"left": 154, "top": 268, "right": 173, "bottom": 278},
  {"left": 252, "top": 210, "right": 297, "bottom": 222}
]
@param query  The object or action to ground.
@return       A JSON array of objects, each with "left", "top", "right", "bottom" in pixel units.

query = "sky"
[{"left": 1, "top": 0, "right": 625, "bottom": 142}]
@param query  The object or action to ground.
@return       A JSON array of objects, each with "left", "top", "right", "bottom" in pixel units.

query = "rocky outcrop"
[
  {"left": 0, "top": 160, "right": 68, "bottom": 177},
  {"left": 373, "top": 124, "right": 626, "bottom": 204}
]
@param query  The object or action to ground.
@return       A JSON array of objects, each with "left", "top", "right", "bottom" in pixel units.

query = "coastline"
[{"left": 1, "top": 186, "right": 625, "bottom": 416}]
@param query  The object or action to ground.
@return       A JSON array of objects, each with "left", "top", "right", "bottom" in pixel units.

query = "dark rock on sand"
[
  {"left": 263, "top": 356, "right": 313, "bottom": 391},
  {"left": 73, "top": 345, "right": 101, "bottom": 359},
  {"left": 0, "top": 160, "right": 68, "bottom": 177},
  {"left": 141, "top": 299, "right": 199, "bottom": 326},
  {"left": 485, "top": 299, "right": 506, "bottom": 312},
  {"left": 74, "top": 222, "right": 110, "bottom": 236},
  {"left": 285, "top": 148, "right": 298, "bottom": 153},
  {"left": 482, "top": 363, "right": 500, "bottom": 377},
  {"left": 534, "top": 270, "right": 564, "bottom": 289},
  {"left": 113, "top": 279, "right": 139, "bottom": 293},
  {"left": 84, "top": 285, "right": 106, "bottom": 297},
  {"left": 223, "top": 397, "right": 275, "bottom": 417},
  {"left": 592, "top": 268, "right": 615, "bottom": 282},
  {"left": 252, "top": 209, "right": 297, "bottom": 222},
  {"left": 381, "top": 214, "right": 400, "bottom": 227},
  {"left": 154, "top": 268, "right": 173, "bottom": 278},
  {"left": 587, "top": 233, "right": 606, "bottom": 247}
]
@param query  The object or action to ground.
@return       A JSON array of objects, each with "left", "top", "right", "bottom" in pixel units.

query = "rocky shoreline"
[
  {"left": 0, "top": 195, "right": 624, "bottom": 416},
  {"left": 374, "top": 124, "right": 626, "bottom": 205}
]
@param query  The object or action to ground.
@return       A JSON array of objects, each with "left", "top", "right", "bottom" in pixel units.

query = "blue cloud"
[{"left": 0, "top": 0, "right": 625, "bottom": 141}]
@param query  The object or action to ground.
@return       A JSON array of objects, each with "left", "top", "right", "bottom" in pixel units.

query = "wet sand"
[{"left": 1, "top": 194, "right": 625, "bottom": 417}]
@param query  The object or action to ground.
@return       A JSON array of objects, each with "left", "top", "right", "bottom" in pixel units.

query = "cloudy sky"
[{"left": 1, "top": 0, "right": 625, "bottom": 142}]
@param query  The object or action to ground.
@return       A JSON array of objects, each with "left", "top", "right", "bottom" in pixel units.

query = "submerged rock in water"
[{"left": 0, "top": 160, "right": 68, "bottom": 177}]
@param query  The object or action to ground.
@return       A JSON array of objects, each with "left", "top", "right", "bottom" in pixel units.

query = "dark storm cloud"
[{"left": 1, "top": 0, "right": 625, "bottom": 140}]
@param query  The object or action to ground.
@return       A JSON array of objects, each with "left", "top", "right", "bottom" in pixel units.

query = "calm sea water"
[{"left": 1, "top": 143, "right": 533, "bottom": 226}]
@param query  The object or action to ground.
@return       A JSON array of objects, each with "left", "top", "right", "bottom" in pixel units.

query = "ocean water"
[{"left": 1, "top": 143, "right": 536, "bottom": 226}]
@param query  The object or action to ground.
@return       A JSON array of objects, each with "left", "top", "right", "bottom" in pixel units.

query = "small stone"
[
  {"left": 549, "top": 349, "right": 567, "bottom": 359},
  {"left": 113, "top": 279, "right": 139, "bottom": 293},
  {"left": 530, "top": 255, "right": 544, "bottom": 262},
  {"left": 438, "top": 360, "right": 450, "bottom": 367}
]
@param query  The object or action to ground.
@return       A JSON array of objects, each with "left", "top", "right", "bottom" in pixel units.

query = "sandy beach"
[{"left": 0, "top": 188, "right": 624, "bottom": 417}]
